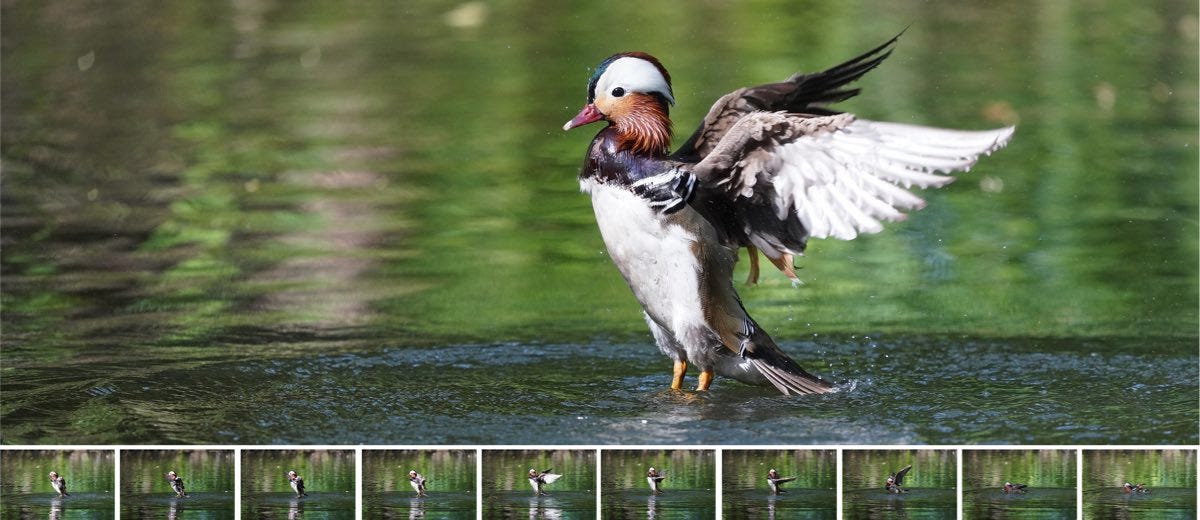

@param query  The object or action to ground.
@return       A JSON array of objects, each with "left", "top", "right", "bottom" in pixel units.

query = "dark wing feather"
[
  {"left": 674, "top": 32, "right": 901, "bottom": 162},
  {"left": 893, "top": 465, "right": 912, "bottom": 486}
]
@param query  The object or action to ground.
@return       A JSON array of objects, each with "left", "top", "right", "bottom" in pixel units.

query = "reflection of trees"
[
  {"left": 0, "top": 449, "right": 115, "bottom": 494},
  {"left": 362, "top": 449, "right": 476, "bottom": 493},
  {"left": 601, "top": 450, "right": 715, "bottom": 490},
  {"left": 962, "top": 449, "right": 1076, "bottom": 489},
  {"left": 119, "top": 449, "right": 234, "bottom": 494},
  {"left": 240, "top": 449, "right": 356, "bottom": 493},
  {"left": 722, "top": 449, "right": 836, "bottom": 490},
  {"left": 1083, "top": 449, "right": 1198, "bottom": 489},
  {"left": 483, "top": 450, "right": 594, "bottom": 492},
  {"left": 843, "top": 450, "right": 956, "bottom": 489}
]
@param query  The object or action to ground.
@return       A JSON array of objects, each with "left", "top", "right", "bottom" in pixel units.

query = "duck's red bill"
[{"left": 563, "top": 103, "right": 603, "bottom": 130}]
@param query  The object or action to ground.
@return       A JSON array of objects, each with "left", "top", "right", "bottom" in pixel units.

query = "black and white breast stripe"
[{"left": 629, "top": 167, "right": 696, "bottom": 214}]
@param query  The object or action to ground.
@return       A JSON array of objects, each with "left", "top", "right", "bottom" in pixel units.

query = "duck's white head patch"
[{"left": 589, "top": 54, "right": 674, "bottom": 106}]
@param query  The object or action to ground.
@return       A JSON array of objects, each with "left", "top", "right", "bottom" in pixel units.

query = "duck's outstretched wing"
[
  {"left": 893, "top": 465, "right": 913, "bottom": 486},
  {"left": 689, "top": 112, "right": 1014, "bottom": 275},
  {"left": 541, "top": 472, "right": 563, "bottom": 484},
  {"left": 674, "top": 33, "right": 900, "bottom": 162},
  {"left": 770, "top": 476, "right": 797, "bottom": 484}
]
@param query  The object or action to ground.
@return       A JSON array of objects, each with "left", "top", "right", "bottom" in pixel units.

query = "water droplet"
[
  {"left": 300, "top": 46, "right": 322, "bottom": 68},
  {"left": 77, "top": 51, "right": 95, "bottom": 71}
]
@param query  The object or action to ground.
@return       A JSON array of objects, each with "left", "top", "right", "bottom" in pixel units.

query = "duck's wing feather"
[
  {"left": 541, "top": 472, "right": 563, "bottom": 484},
  {"left": 770, "top": 476, "right": 797, "bottom": 484},
  {"left": 893, "top": 465, "right": 913, "bottom": 486},
  {"left": 689, "top": 112, "right": 1014, "bottom": 265},
  {"left": 674, "top": 33, "right": 900, "bottom": 162}
]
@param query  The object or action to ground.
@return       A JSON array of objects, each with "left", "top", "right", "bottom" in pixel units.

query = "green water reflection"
[
  {"left": 722, "top": 450, "right": 835, "bottom": 520},
  {"left": 363, "top": 449, "right": 476, "bottom": 520},
  {"left": 602, "top": 450, "right": 715, "bottom": 520},
  {"left": 843, "top": 450, "right": 956, "bottom": 520},
  {"left": 1082, "top": 449, "right": 1197, "bottom": 520},
  {"left": 483, "top": 449, "right": 595, "bottom": 519},
  {"left": 119, "top": 449, "right": 234, "bottom": 520},
  {"left": 963, "top": 450, "right": 1076, "bottom": 519},
  {"left": 0, "top": 0, "right": 1196, "bottom": 445},
  {"left": 0, "top": 449, "right": 115, "bottom": 519},
  {"left": 241, "top": 449, "right": 355, "bottom": 520}
]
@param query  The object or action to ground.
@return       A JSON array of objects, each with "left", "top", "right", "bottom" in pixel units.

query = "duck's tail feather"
[{"left": 748, "top": 356, "right": 835, "bottom": 395}]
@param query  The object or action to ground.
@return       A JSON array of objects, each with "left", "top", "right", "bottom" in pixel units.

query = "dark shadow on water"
[
  {"left": 483, "top": 491, "right": 595, "bottom": 520},
  {"left": 363, "top": 493, "right": 476, "bottom": 520},
  {"left": 120, "top": 492, "right": 234, "bottom": 520},
  {"left": 842, "top": 488, "right": 957, "bottom": 520},
  {"left": 1083, "top": 488, "right": 1198, "bottom": 520},
  {"left": 242, "top": 492, "right": 355, "bottom": 520},
  {"left": 2, "top": 336, "right": 1195, "bottom": 444},
  {"left": 2, "top": 493, "right": 115, "bottom": 520},
  {"left": 603, "top": 490, "right": 716, "bottom": 520},
  {"left": 963, "top": 488, "right": 1076, "bottom": 520},
  {"left": 724, "top": 489, "right": 835, "bottom": 520}
]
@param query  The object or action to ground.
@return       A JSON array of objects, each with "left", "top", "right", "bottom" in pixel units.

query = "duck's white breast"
[{"left": 584, "top": 180, "right": 708, "bottom": 332}]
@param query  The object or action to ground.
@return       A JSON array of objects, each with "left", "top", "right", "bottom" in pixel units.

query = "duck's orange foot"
[
  {"left": 670, "top": 359, "right": 687, "bottom": 390},
  {"left": 696, "top": 369, "right": 714, "bottom": 391}
]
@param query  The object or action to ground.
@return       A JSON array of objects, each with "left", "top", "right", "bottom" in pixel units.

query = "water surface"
[
  {"left": 362, "top": 449, "right": 476, "bottom": 520},
  {"left": 0, "top": 449, "right": 115, "bottom": 520},
  {"left": 1, "top": 1, "right": 1196, "bottom": 445}
]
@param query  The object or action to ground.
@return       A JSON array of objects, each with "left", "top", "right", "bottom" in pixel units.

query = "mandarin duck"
[
  {"left": 528, "top": 469, "right": 562, "bottom": 496},
  {"left": 1123, "top": 482, "right": 1150, "bottom": 494},
  {"left": 164, "top": 471, "right": 187, "bottom": 498},
  {"left": 1003, "top": 481, "right": 1028, "bottom": 494},
  {"left": 562, "top": 33, "right": 1014, "bottom": 394},
  {"left": 408, "top": 470, "right": 428, "bottom": 497},
  {"left": 646, "top": 467, "right": 667, "bottom": 494},
  {"left": 767, "top": 469, "right": 796, "bottom": 495},
  {"left": 884, "top": 465, "right": 911, "bottom": 494},
  {"left": 48, "top": 471, "right": 69, "bottom": 498},
  {"left": 287, "top": 470, "right": 307, "bottom": 498}
]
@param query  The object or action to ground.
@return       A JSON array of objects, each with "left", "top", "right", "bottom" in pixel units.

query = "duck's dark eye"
[{"left": 611, "top": 87, "right": 625, "bottom": 97}]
